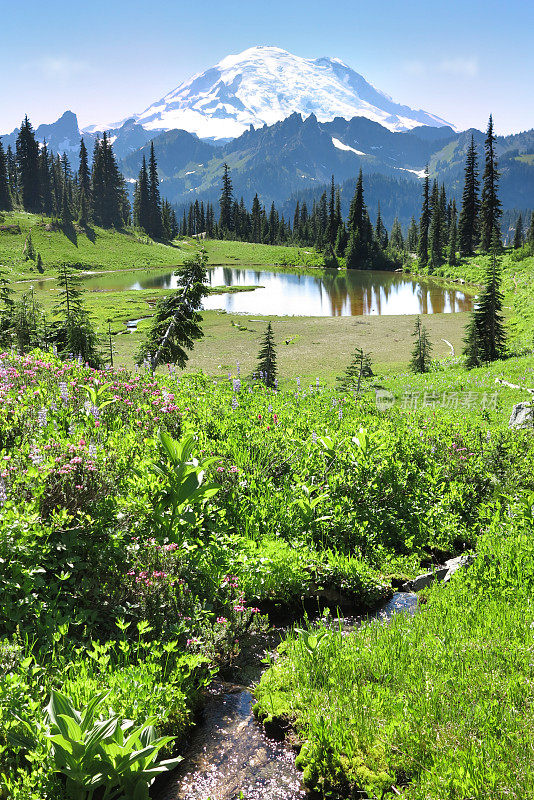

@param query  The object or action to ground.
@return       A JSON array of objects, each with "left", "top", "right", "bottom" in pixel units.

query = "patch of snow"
[
  {"left": 396, "top": 167, "right": 427, "bottom": 179},
  {"left": 331, "top": 137, "right": 367, "bottom": 156},
  {"left": 185, "top": 170, "right": 196, "bottom": 175}
]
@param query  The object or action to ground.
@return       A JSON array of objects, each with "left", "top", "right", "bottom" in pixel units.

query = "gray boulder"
[{"left": 509, "top": 402, "right": 534, "bottom": 429}]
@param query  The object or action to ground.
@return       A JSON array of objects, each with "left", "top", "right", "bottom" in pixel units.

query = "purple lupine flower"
[
  {"left": 233, "top": 378, "right": 241, "bottom": 393},
  {"left": 248, "top": 386, "right": 253, "bottom": 394},
  {"left": 296, "top": 377, "right": 301, "bottom": 389},
  {"left": 37, "top": 407, "right": 47, "bottom": 428},
  {"left": 231, "top": 396, "right": 239, "bottom": 410},
  {"left": 29, "top": 445, "right": 43, "bottom": 466},
  {"left": 338, "top": 407, "right": 343, "bottom": 421},
  {"left": 268, "top": 403, "right": 273, "bottom": 413},
  {"left": 274, "top": 379, "right": 278, "bottom": 389},
  {"left": 312, "top": 431, "right": 318, "bottom": 443},
  {"left": 88, "top": 443, "right": 97, "bottom": 457},
  {"left": 58, "top": 382, "right": 69, "bottom": 403},
  {"left": 316, "top": 377, "right": 320, "bottom": 388},
  {"left": 0, "top": 479, "right": 6, "bottom": 505},
  {"left": 52, "top": 345, "right": 57, "bottom": 356}
]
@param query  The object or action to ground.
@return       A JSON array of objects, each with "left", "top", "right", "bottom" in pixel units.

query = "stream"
[{"left": 155, "top": 592, "right": 417, "bottom": 800}]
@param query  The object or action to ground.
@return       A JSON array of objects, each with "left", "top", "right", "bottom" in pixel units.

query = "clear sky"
[{"left": 2, "top": 0, "right": 532, "bottom": 136}]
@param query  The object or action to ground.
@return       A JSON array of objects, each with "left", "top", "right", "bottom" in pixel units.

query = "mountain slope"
[{"left": 110, "top": 45, "right": 453, "bottom": 140}]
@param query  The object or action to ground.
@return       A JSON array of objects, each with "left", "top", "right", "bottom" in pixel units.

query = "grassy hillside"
[{"left": 0, "top": 212, "right": 324, "bottom": 280}]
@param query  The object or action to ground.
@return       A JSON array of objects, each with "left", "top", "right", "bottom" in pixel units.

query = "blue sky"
[{"left": 2, "top": 0, "right": 532, "bottom": 135}]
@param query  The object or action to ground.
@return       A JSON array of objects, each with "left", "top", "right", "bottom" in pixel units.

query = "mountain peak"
[{"left": 119, "top": 46, "right": 453, "bottom": 141}]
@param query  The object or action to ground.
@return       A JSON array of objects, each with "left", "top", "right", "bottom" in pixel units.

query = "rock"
[
  {"left": 403, "top": 556, "right": 474, "bottom": 592},
  {"left": 509, "top": 402, "right": 534, "bottom": 429},
  {"left": 443, "top": 554, "right": 474, "bottom": 583}
]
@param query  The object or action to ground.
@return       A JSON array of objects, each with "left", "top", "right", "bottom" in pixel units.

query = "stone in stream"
[
  {"left": 509, "top": 402, "right": 534, "bottom": 429},
  {"left": 402, "top": 554, "right": 474, "bottom": 592}
]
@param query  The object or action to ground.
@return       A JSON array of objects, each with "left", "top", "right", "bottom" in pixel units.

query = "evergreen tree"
[
  {"left": 257, "top": 322, "right": 277, "bottom": 388},
  {"left": 389, "top": 217, "right": 404, "bottom": 251},
  {"left": 137, "top": 250, "right": 209, "bottom": 370},
  {"left": 12, "top": 288, "right": 44, "bottom": 353},
  {"left": 337, "top": 347, "right": 373, "bottom": 392},
  {"left": 148, "top": 142, "right": 164, "bottom": 239},
  {"left": 77, "top": 138, "right": 91, "bottom": 223},
  {"left": 513, "top": 214, "right": 524, "bottom": 249},
  {"left": 91, "top": 133, "right": 128, "bottom": 228},
  {"left": 327, "top": 175, "right": 337, "bottom": 244},
  {"left": 61, "top": 184, "right": 73, "bottom": 231},
  {"left": 406, "top": 216, "right": 418, "bottom": 252},
  {"left": 25, "top": 232, "right": 36, "bottom": 261},
  {"left": 417, "top": 167, "right": 430, "bottom": 266},
  {"left": 429, "top": 179, "right": 444, "bottom": 271},
  {"left": 16, "top": 116, "right": 41, "bottom": 212},
  {"left": 463, "top": 233, "right": 507, "bottom": 366},
  {"left": 375, "top": 203, "right": 388, "bottom": 249},
  {"left": 448, "top": 200, "right": 458, "bottom": 266},
  {"left": 479, "top": 115, "right": 502, "bottom": 252},
  {"left": 219, "top": 163, "right": 234, "bottom": 235},
  {"left": 527, "top": 212, "right": 534, "bottom": 248},
  {"left": 39, "top": 141, "right": 54, "bottom": 216},
  {"left": 134, "top": 156, "right": 151, "bottom": 232},
  {"left": 0, "top": 139, "right": 12, "bottom": 211},
  {"left": 410, "top": 316, "right": 433, "bottom": 373},
  {"left": 50, "top": 265, "right": 101, "bottom": 367},
  {"left": 458, "top": 135, "right": 480, "bottom": 256}
]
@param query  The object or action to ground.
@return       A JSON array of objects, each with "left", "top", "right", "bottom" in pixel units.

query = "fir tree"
[
  {"left": 428, "top": 179, "right": 444, "bottom": 271},
  {"left": 406, "top": 217, "right": 418, "bottom": 252},
  {"left": 463, "top": 233, "right": 507, "bottom": 366},
  {"left": 137, "top": 250, "right": 209, "bottom": 370},
  {"left": 479, "top": 116, "right": 502, "bottom": 252},
  {"left": 337, "top": 348, "right": 373, "bottom": 392},
  {"left": 418, "top": 167, "right": 430, "bottom": 266},
  {"left": 0, "top": 139, "right": 12, "bottom": 211},
  {"left": 458, "top": 135, "right": 480, "bottom": 256},
  {"left": 61, "top": 184, "right": 73, "bottom": 231},
  {"left": 527, "top": 212, "right": 534, "bottom": 248},
  {"left": 448, "top": 200, "right": 458, "bottom": 266},
  {"left": 219, "top": 163, "right": 234, "bottom": 235},
  {"left": 91, "top": 134, "right": 128, "bottom": 228},
  {"left": 16, "top": 116, "right": 41, "bottom": 212},
  {"left": 375, "top": 203, "right": 388, "bottom": 249},
  {"left": 257, "top": 322, "right": 277, "bottom": 388},
  {"left": 39, "top": 141, "right": 54, "bottom": 216},
  {"left": 77, "top": 138, "right": 91, "bottom": 223},
  {"left": 6, "top": 145, "right": 17, "bottom": 203},
  {"left": 50, "top": 265, "right": 101, "bottom": 367},
  {"left": 513, "top": 214, "right": 524, "bottom": 249},
  {"left": 25, "top": 232, "right": 36, "bottom": 261},
  {"left": 148, "top": 142, "right": 164, "bottom": 239},
  {"left": 389, "top": 217, "right": 404, "bottom": 251},
  {"left": 410, "top": 316, "right": 433, "bottom": 373},
  {"left": 134, "top": 157, "right": 151, "bottom": 233}
]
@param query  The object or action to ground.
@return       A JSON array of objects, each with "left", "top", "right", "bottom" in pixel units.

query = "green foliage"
[
  {"left": 410, "top": 315, "right": 433, "bottom": 373},
  {"left": 257, "top": 321, "right": 277, "bottom": 387}
]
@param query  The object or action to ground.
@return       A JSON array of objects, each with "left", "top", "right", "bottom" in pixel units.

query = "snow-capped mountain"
[{"left": 86, "top": 46, "right": 453, "bottom": 140}]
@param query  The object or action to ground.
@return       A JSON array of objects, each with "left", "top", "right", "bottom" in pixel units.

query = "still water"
[{"left": 37, "top": 267, "right": 473, "bottom": 317}]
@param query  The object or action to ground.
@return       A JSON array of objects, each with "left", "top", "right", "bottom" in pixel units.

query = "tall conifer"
[
  {"left": 479, "top": 115, "right": 502, "bottom": 252},
  {"left": 458, "top": 135, "right": 480, "bottom": 256}
]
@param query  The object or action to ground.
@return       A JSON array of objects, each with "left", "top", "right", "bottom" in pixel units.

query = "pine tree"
[
  {"left": 134, "top": 156, "right": 151, "bottom": 233},
  {"left": 418, "top": 167, "right": 430, "bottom": 266},
  {"left": 219, "top": 163, "right": 234, "bottom": 235},
  {"left": 375, "top": 203, "right": 388, "bottom": 249},
  {"left": 327, "top": 175, "right": 337, "bottom": 244},
  {"left": 61, "top": 184, "right": 73, "bottom": 231},
  {"left": 77, "top": 138, "right": 91, "bottom": 223},
  {"left": 463, "top": 233, "right": 507, "bottom": 366},
  {"left": 147, "top": 142, "right": 164, "bottom": 239},
  {"left": 513, "top": 214, "right": 524, "bottom": 249},
  {"left": 91, "top": 134, "right": 129, "bottom": 228},
  {"left": 337, "top": 348, "right": 373, "bottom": 392},
  {"left": 406, "top": 217, "right": 418, "bottom": 252},
  {"left": 257, "top": 322, "right": 277, "bottom": 387},
  {"left": 458, "top": 135, "right": 480, "bottom": 256},
  {"left": 50, "top": 265, "right": 101, "bottom": 367},
  {"left": 16, "top": 116, "right": 41, "bottom": 212},
  {"left": 137, "top": 250, "right": 209, "bottom": 370},
  {"left": 410, "top": 316, "right": 433, "bottom": 373},
  {"left": 527, "top": 212, "right": 534, "bottom": 249},
  {"left": 39, "top": 141, "right": 54, "bottom": 216},
  {"left": 479, "top": 116, "right": 502, "bottom": 252},
  {"left": 448, "top": 200, "right": 458, "bottom": 266},
  {"left": 389, "top": 217, "right": 404, "bottom": 251},
  {"left": 25, "top": 232, "right": 36, "bottom": 261},
  {"left": 429, "top": 179, "right": 444, "bottom": 271},
  {"left": 0, "top": 139, "right": 11, "bottom": 211}
]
